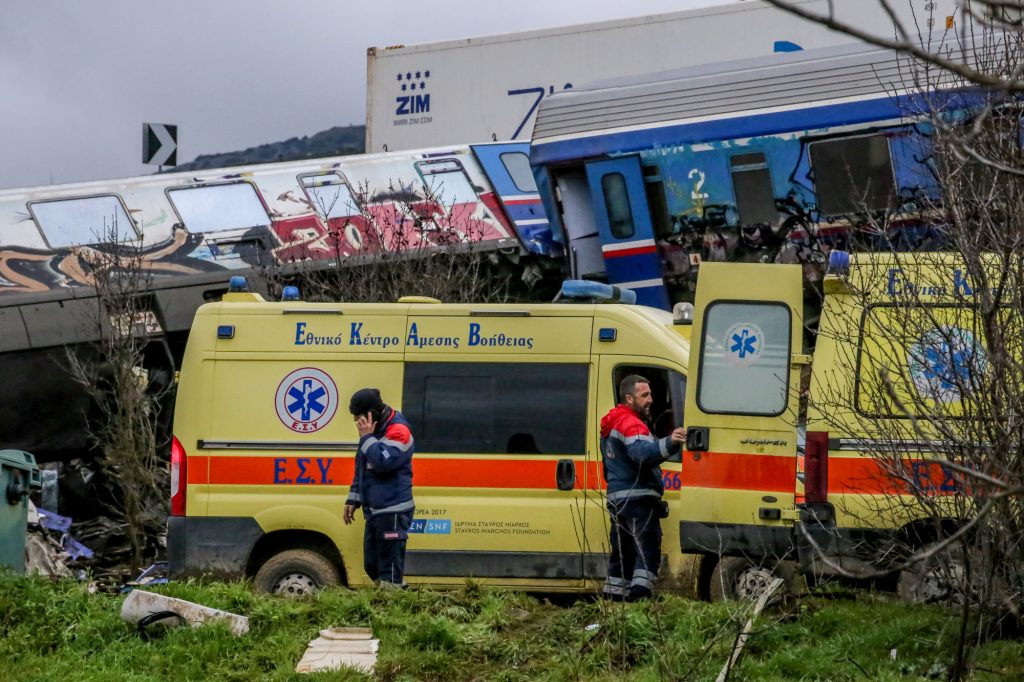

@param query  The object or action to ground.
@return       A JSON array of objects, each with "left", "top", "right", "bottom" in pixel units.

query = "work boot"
[{"left": 625, "top": 586, "right": 652, "bottom": 602}]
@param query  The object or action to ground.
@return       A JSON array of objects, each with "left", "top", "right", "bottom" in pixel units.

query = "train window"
[
  {"left": 601, "top": 172, "right": 635, "bottom": 239},
  {"left": 415, "top": 159, "right": 478, "bottom": 205},
  {"left": 730, "top": 153, "right": 777, "bottom": 225},
  {"left": 499, "top": 152, "right": 538, "bottom": 193},
  {"left": 299, "top": 173, "right": 359, "bottom": 219},
  {"left": 809, "top": 135, "right": 896, "bottom": 215},
  {"left": 28, "top": 195, "right": 138, "bottom": 248},
  {"left": 167, "top": 182, "right": 271, "bottom": 233}
]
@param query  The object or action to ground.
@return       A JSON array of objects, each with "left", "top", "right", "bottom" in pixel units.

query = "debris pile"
[
  {"left": 71, "top": 516, "right": 138, "bottom": 568},
  {"left": 26, "top": 497, "right": 169, "bottom": 592},
  {"left": 28, "top": 459, "right": 168, "bottom": 585},
  {"left": 25, "top": 502, "right": 90, "bottom": 579}
]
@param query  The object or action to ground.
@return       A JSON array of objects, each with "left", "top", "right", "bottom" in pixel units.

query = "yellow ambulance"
[
  {"left": 168, "top": 278, "right": 699, "bottom": 595},
  {"left": 679, "top": 251, "right": 998, "bottom": 600},
  {"left": 170, "top": 251, "right": 989, "bottom": 600}
]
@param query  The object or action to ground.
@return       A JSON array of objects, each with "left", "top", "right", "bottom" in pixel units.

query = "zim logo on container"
[
  {"left": 275, "top": 368, "right": 339, "bottom": 433},
  {"left": 395, "top": 69, "right": 431, "bottom": 115}
]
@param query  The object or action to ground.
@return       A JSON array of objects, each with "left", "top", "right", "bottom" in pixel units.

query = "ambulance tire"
[
  {"left": 254, "top": 549, "right": 341, "bottom": 596},
  {"left": 709, "top": 557, "right": 799, "bottom": 603}
]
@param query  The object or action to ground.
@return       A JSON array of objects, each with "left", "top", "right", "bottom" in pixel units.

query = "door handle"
[
  {"left": 555, "top": 459, "right": 576, "bottom": 491},
  {"left": 686, "top": 427, "right": 709, "bottom": 452}
]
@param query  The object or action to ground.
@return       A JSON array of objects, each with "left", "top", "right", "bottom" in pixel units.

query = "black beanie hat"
[{"left": 349, "top": 388, "right": 385, "bottom": 416}]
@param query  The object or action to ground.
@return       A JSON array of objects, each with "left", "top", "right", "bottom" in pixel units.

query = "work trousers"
[
  {"left": 603, "top": 500, "right": 663, "bottom": 601},
  {"left": 363, "top": 509, "right": 413, "bottom": 587}
]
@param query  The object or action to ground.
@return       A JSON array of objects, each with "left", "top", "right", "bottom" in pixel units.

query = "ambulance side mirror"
[{"left": 686, "top": 426, "right": 709, "bottom": 452}]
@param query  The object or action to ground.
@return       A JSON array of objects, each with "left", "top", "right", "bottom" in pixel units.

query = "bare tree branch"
[{"left": 761, "top": 0, "right": 1024, "bottom": 90}]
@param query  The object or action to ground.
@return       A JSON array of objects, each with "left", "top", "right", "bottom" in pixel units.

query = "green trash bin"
[{"left": 0, "top": 450, "right": 41, "bottom": 574}]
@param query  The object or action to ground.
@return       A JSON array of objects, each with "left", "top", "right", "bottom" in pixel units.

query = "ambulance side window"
[
  {"left": 855, "top": 303, "right": 990, "bottom": 417},
  {"left": 403, "top": 362, "right": 589, "bottom": 454},
  {"left": 611, "top": 366, "right": 686, "bottom": 438}
]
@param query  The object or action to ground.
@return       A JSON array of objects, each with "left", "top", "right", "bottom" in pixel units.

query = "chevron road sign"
[{"left": 142, "top": 123, "right": 178, "bottom": 167}]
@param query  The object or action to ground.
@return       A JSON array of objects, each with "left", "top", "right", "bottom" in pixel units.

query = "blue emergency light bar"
[
  {"left": 827, "top": 250, "right": 851, "bottom": 277},
  {"left": 228, "top": 276, "right": 250, "bottom": 293},
  {"left": 560, "top": 280, "right": 637, "bottom": 305},
  {"left": 281, "top": 286, "right": 301, "bottom": 301}
]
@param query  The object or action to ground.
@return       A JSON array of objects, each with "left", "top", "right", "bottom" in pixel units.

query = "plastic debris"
[
  {"left": 120, "top": 562, "right": 169, "bottom": 593},
  {"left": 296, "top": 627, "right": 378, "bottom": 674},
  {"left": 28, "top": 503, "right": 95, "bottom": 566},
  {"left": 64, "top": 536, "right": 94, "bottom": 560},
  {"left": 37, "top": 508, "right": 72, "bottom": 534},
  {"left": 120, "top": 590, "right": 249, "bottom": 636}
]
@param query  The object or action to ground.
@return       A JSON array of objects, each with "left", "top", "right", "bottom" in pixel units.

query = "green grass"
[{"left": 1, "top": 572, "right": 1021, "bottom": 681}]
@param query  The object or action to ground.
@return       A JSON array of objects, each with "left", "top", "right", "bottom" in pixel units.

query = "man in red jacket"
[{"left": 600, "top": 375, "right": 685, "bottom": 601}]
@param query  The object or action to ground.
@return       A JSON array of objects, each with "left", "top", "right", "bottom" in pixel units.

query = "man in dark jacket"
[
  {"left": 600, "top": 375, "right": 685, "bottom": 601},
  {"left": 343, "top": 388, "right": 415, "bottom": 588}
]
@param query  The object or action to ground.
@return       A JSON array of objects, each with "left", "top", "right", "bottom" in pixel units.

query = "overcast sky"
[{"left": 0, "top": 0, "right": 727, "bottom": 190}]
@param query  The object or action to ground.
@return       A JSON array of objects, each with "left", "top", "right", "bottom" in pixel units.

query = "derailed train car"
[
  {"left": 528, "top": 40, "right": 968, "bottom": 309},
  {"left": 0, "top": 142, "right": 560, "bottom": 462}
]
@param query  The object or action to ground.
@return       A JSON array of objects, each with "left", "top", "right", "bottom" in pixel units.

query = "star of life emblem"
[{"left": 275, "top": 368, "right": 338, "bottom": 433}]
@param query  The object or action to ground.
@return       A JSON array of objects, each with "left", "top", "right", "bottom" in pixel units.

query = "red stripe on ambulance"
[
  {"left": 186, "top": 455, "right": 596, "bottom": 490},
  {"left": 680, "top": 451, "right": 795, "bottom": 492}
]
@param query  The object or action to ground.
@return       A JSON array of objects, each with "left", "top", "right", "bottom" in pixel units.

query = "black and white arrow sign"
[{"left": 142, "top": 123, "right": 178, "bottom": 167}]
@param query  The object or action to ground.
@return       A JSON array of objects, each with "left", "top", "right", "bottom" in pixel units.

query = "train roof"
[
  {"left": 0, "top": 142, "right": 488, "bottom": 200},
  {"left": 531, "top": 35, "right": 983, "bottom": 154}
]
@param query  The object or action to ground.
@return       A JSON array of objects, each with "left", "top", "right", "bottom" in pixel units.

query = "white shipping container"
[{"left": 366, "top": 0, "right": 960, "bottom": 152}]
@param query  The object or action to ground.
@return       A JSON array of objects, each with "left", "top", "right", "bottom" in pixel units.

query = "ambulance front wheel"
[
  {"left": 254, "top": 548, "right": 341, "bottom": 596},
  {"left": 709, "top": 556, "right": 800, "bottom": 602}
]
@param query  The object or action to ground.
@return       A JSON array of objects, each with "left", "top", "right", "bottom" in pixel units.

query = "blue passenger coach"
[{"left": 528, "top": 40, "right": 974, "bottom": 309}]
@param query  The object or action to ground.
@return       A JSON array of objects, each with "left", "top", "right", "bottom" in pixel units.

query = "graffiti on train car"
[{"left": 0, "top": 145, "right": 544, "bottom": 297}]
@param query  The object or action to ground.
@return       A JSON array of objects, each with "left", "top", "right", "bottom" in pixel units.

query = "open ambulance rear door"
[{"left": 679, "top": 262, "right": 804, "bottom": 563}]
